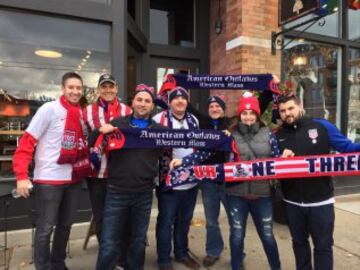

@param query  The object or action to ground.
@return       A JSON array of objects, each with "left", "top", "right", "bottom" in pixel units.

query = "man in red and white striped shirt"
[{"left": 83, "top": 74, "right": 131, "bottom": 261}]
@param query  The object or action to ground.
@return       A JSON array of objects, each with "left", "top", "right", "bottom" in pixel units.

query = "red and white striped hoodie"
[{"left": 83, "top": 98, "right": 131, "bottom": 178}]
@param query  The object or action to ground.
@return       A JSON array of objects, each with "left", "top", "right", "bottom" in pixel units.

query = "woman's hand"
[
  {"left": 169, "top": 159, "right": 183, "bottom": 171},
  {"left": 281, "top": 148, "right": 295, "bottom": 158}
]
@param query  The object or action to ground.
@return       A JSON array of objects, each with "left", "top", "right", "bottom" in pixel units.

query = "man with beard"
[{"left": 275, "top": 93, "right": 360, "bottom": 270}]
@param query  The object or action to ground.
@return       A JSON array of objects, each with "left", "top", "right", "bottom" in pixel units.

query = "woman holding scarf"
[{"left": 226, "top": 92, "right": 281, "bottom": 270}]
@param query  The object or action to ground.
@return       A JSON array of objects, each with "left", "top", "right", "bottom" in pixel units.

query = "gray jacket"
[{"left": 226, "top": 123, "right": 272, "bottom": 197}]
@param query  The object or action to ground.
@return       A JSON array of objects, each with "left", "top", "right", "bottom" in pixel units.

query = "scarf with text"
[
  {"left": 58, "top": 95, "right": 90, "bottom": 181},
  {"left": 93, "top": 128, "right": 236, "bottom": 152},
  {"left": 170, "top": 73, "right": 280, "bottom": 92},
  {"left": 166, "top": 152, "right": 360, "bottom": 188}
]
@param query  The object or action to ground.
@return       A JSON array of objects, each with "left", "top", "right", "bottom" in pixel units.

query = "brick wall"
[{"left": 209, "top": 0, "right": 281, "bottom": 116}]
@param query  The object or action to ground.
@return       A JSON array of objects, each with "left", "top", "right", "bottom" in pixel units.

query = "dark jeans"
[
  {"left": 285, "top": 202, "right": 334, "bottom": 270},
  {"left": 227, "top": 196, "right": 281, "bottom": 270},
  {"left": 34, "top": 182, "right": 81, "bottom": 270},
  {"left": 156, "top": 186, "right": 198, "bottom": 267},
  {"left": 201, "top": 182, "right": 229, "bottom": 258},
  {"left": 96, "top": 189, "right": 153, "bottom": 270}
]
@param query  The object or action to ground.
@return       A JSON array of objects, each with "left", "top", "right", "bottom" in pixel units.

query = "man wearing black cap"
[
  {"left": 153, "top": 86, "right": 201, "bottom": 270},
  {"left": 83, "top": 74, "right": 131, "bottom": 267},
  {"left": 91, "top": 84, "right": 164, "bottom": 270}
]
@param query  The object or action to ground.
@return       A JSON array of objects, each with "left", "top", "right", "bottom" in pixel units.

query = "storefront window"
[
  {"left": 0, "top": 10, "right": 110, "bottom": 169},
  {"left": 347, "top": 48, "right": 360, "bottom": 142},
  {"left": 282, "top": 40, "right": 340, "bottom": 124},
  {"left": 150, "top": 0, "right": 195, "bottom": 47}
]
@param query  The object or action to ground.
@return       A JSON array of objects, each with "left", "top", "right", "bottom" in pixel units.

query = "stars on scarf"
[
  {"left": 269, "top": 133, "right": 280, "bottom": 157},
  {"left": 181, "top": 150, "right": 214, "bottom": 167}
]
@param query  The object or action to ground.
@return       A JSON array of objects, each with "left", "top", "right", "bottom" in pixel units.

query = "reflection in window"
[
  {"left": 349, "top": 9, "right": 360, "bottom": 41},
  {"left": 284, "top": 10, "right": 339, "bottom": 38},
  {"left": 347, "top": 48, "right": 360, "bottom": 142},
  {"left": 0, "top": 10, "right": 110, "bottom": 154},
  {"left": 150, "top": 0, "right": 195, "bottom": 47},
  {"left": 282, "top": 40, "right": 340, "bottom": 124}
]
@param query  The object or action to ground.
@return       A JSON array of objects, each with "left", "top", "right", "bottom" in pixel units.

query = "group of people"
[{"left": 13, "top": 71, "right": 360, "bottom": 270}]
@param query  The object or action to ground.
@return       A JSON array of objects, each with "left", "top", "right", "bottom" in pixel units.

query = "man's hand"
[
  {"left": 222, "top": 129, "right": 231, "bottom": 136},
  {"left": 99, "top": 124, "right": 116, "bottom": 134},
  {"left": 281, "top": 149, "right": 295, "bottom": 158},
  {"left": 17, "top": 179, "right": 32, "bottom": 198},
  {"left": 169, "top": 159, "right": 183, "bottom": 171}
]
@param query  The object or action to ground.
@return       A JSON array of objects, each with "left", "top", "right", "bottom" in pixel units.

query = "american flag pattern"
[{"left": 167, "top": 152, "right": 360, "bottom": 188}]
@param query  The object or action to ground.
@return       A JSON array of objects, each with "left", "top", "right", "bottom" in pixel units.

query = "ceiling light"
[
  {"left": 86, "top": 50, "right": 92, "bottom": 55},
  {"left": 0, "top": 61, "right": 2, "bottom": 65},
  {"left": 78, "top": 65, "right": 82, "bottom": 69},
  {"left": 35, "top": 49, "right": 63, "bottom": 58},
  {"left": 333, "top": 7, "right": 339, "bottom": 12},
  {"left": 85, "top": 55, "right": 90, "bottom": 59},
  {"left": 82, "top": 58, "right": 87, "bottom": 62}
]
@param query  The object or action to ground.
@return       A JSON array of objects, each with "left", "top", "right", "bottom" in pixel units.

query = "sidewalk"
[{"left": 3, "top": 194, "right": 360, "bottom": 270}]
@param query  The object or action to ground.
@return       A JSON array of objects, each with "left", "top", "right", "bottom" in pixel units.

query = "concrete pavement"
[{"left": 2, "top": 194, "right": 360, "bottom": 270}]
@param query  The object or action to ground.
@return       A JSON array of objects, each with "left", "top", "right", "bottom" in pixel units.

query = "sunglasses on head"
[
  {"left": 135, "top": 84, "right": 155, "bottom": 94},
  {"left": 277, "top": 91, "right": 299, "bottom": 104}
]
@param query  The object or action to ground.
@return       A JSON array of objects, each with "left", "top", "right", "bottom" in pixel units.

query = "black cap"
[{"left": 98, "top": 74, "right": 117, "bottom": 86}]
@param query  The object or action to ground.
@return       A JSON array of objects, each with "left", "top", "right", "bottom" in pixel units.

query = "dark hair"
[
  {"left": 277, "top": 92, "right": 301, "bottom": 105},
  {"left": 61, "top": 72, "right": 83, "bottom": 86}
]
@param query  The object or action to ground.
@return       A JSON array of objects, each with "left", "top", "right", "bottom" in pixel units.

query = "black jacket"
[
  {"left": 275, "top": 117, "right": 333, "bottom": 203},
  {"left": 89, "top": 115, "right": 164, "bottom": 193}
]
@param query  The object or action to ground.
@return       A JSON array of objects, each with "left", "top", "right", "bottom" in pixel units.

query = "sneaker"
[
  {"left": 175, "top": 257, "right": 201, "bottom": 269},
  {"left": 203, "top": 255, "right": 220, "bottom": 267}
]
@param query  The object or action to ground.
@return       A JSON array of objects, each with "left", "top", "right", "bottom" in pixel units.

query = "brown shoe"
[
  {"left": 159, "top": 265, "right": 174, "bottom": 270},
  {"left": 175, "top": 257, "right": 201, "bottom": 269},
  {"left": 203, "top": 255, "right": 220, "bottom": 267}
]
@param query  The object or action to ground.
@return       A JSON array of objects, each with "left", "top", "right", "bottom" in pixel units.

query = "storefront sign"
[{"left": 279, "top": 0, "right": 320, "bottom": 25}]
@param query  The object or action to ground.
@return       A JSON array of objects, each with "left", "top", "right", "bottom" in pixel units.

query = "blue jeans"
[
  {"left": 227, "top": 196, "right": 281, "bottom": 270},
  {"left": 34, "top": 182, "right": 81, "bottom": 270},
  {"left": 96, "top": 189, "right": 153, "bottom": 270},
  {"left": 285, "top": 202, "right": 334, "bottom": 270},
  {"left": 201, "top": 182, "right": 229, "bottom": 257},
  {"left": 156, "top": 186, "right": 198, "bottom": 266}
]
